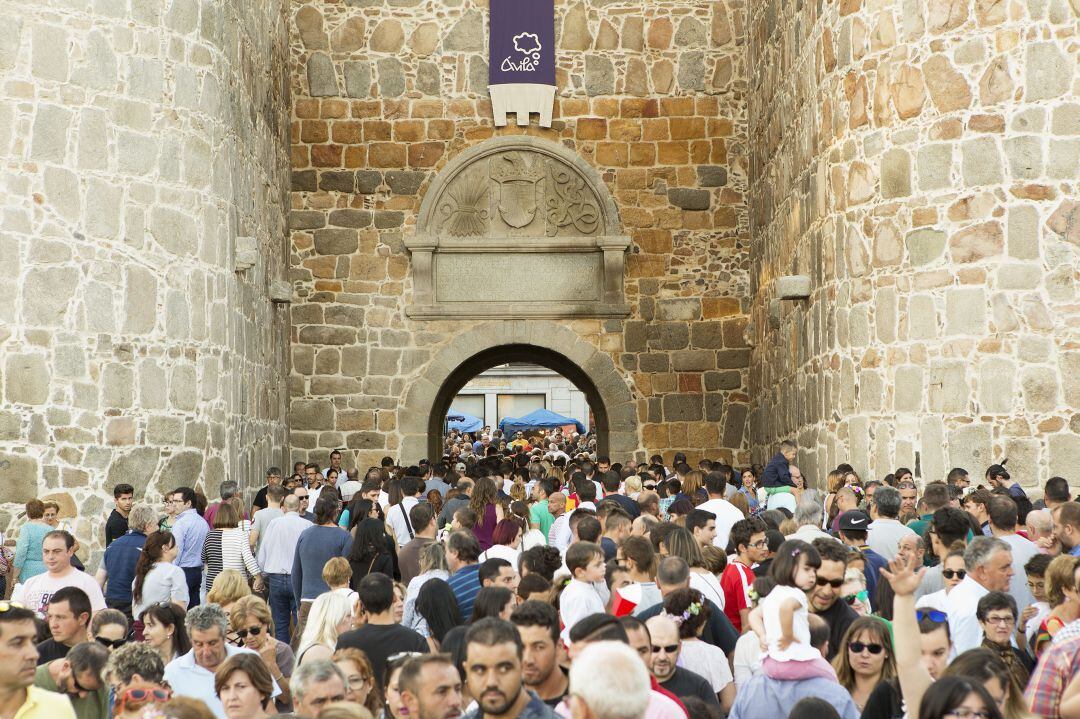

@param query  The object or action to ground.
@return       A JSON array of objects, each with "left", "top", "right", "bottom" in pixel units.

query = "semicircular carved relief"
[{"left": 405, "top": 137, "right": 630, "bottom": 320}]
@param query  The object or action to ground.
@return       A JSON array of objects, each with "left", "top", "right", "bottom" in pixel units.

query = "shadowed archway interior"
[{"left": 427, "top": 344, "right": 609, "bottom": 462}]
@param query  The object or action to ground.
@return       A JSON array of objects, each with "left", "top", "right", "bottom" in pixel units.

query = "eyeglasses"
[
  {"left": 750, "top": 539, "right": 769, "bottom": 548},
  {"left": 982, "top": 615, "right": 1015, "bottom": 626},
  {"left": 917, "top": 610, "right": 948, "bottom": 623},
  {"left": 95, "top": 636, "right": 126, "bottom": 649},
  {"left": 235, "top": 626, "right": 264, "bottom": 639},
  {"left": 942, "top": 569, "right": 967, "bottom": 580},
  {"left": 651, "top": 644, "right": 679, "bottom": 654},
  {"left": 296, "top": 494, "right": 309, "bottom": 500},
  {"left": 816, "top": 577, "right": 844, "bottom": 588},
  {"left": 848, "top": 641, "right": 884, "bottom": 655},
  {"left": 945, "top": 710, "right": 992, "bottom": 719},
  {"left": 116, "top": 688, "right": 172, "bottom": 714}
]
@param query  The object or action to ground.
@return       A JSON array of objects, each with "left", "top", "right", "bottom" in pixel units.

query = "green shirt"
[
  {"left": 529, "top": 502, "right": 555, "bottom": 539},
  {"left": 34, "top": 664, "right": 107, "bottom": 719}
]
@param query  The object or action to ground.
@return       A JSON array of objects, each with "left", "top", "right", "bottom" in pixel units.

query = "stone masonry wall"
[
  {"left": 0, "top": 0, "right": 293, "bottom": 565},
  {"left": 288, "top": 0, "right": 753, "bottom": 469},
  {"left": 747, "top": 0, "right": 1079, "bottom": 489}
]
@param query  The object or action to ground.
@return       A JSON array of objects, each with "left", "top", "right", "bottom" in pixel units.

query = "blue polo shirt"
[{"left": 102, "top": 530, "right": 146, "bottom": 604}]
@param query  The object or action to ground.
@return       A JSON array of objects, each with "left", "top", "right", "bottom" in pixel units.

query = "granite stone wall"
[
  {"left": 746, "top": 0, "right": 1079, "bottom": 489},
  {"left": 0, "top": 0, "right": 293, "bottom": 563},
  {"left": 287, "top": 0, "right": 753, "bottom": 469}
]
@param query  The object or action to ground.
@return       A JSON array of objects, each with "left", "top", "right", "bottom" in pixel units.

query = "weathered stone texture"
[
  {"left": 287, "top": 0, "right": 749, "bottom": 467},
  {"left": 1, "top": 0, "right": 292, "bottom": 564},
  {"left": 747, "top": 0, "right": 1078, "bottom": 486}
]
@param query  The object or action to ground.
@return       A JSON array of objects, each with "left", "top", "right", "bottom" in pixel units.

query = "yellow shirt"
[{"left": 13, "top": 686, "right": 76, "bottom": 719}]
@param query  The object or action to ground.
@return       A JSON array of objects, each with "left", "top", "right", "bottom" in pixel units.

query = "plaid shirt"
[{"left": 1025, "top": 635, "right": 1080, "bottom": 717}]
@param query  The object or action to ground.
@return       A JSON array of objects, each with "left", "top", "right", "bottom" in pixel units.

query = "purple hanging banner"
[{"left": 488, "top": 0, "right": 556, "bottom": 127}]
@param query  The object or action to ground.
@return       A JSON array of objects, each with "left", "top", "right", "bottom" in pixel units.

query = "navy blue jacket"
[{"left": 761, "top": 451, "right": 793, "bottom": 488}]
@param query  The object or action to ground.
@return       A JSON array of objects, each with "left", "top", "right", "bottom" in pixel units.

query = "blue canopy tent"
[
  {"left": 446, "top": 410, "right": 484, "bottom": 433},
  {"left": 498, "top": 408, "right": 586, "bottom": 435}
]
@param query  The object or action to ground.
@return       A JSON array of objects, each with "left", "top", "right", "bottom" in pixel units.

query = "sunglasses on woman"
[
  {"left": 843, "top": 590, "right": 868, "bottom": 606},
  {"left": 116, "top": 687, "right": 171, "bottom": 714},
  {"left": 942, "top": 569, "right": 966, "bottom": 580},
  {"left": 848, "top": 641, "right": 884, "bottom": 655},
  {"left": 95, "top": 636, "right": 126, "bottom": 649},
  {"left": 235, "top": 626, "right": 264, "bottom": 639}
]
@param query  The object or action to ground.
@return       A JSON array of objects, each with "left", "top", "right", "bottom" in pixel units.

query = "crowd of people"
[{"left": 0, "top": 435, "right": 1077, "bottom": 719}]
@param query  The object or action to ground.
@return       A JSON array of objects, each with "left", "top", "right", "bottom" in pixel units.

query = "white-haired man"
[
  {"left": 946, "top": 537, "right": 1013, "bottom": 653},
  {"left": 165, "top": 604, "right": 279, "bottom": 719},
  {"left": 568, "top": 642, "right": 650, "bottom": 719}
]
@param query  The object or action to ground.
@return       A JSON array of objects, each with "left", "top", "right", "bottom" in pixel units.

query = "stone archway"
[{"left": 396, "top": 320, "right": 638, "bottom": 462}]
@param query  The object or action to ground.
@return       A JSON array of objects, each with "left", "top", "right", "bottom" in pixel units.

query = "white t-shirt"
[
  {"left": 689, "top": 571, "right": 726, "bottom": 610},
  {"left": 761, "top": 584, "right": 819, "bottom": 662},
  {"left": 15, "top": 568, "right": 106, "bottom": 614},
  {"left": 479, "top": 543, "right": 521, "bottom": 566},
  {"left": 386, "top": 497, "right": 420, "bottom": 547},
  {"left": 733, "top": 631, "right": 764, "bottom": 690},
  {"left": 697, "top": 498, "right": 746, "bottom": 550},
  {"left": 677, "top": 638, "right": 734, "bottom": 692}
]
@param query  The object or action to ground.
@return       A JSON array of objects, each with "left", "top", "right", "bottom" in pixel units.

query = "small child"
[
  {"left": 559, "top": 541, "right": 606, "bottom": 637},
  {"left": 323, "top": 556, "right": 359, "bottom": 607},
  {"left": 757, "top": 539, "right": 837, "bottom": 681}
]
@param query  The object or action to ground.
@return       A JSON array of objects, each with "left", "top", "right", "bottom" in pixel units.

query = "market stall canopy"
[
  {"left": 446, "top": 411, "right": 484, "bottom": 433},
  {"left": 498, "top": 407, "right": 585, "bottom": 435}
]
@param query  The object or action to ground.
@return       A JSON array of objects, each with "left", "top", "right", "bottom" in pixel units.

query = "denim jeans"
[{"left": 267, "top": 574, "right": 296, "bottom": 644}]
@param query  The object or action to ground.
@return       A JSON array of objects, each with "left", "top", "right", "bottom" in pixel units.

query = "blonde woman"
[
  {"left": 295, "top": 591, "right": 354, "bottom": 667},
  {"left": 624, "top": 476, "right": 643, "bottom": 500},
  {"left": 207, "top": 570, "right": 252, "bottom": 615},
  {"left": 229, "top": 596, "right": 293, "bottom": 711},
  {"left": 402, "top": 543, "right": 449, "bottom": 637}
]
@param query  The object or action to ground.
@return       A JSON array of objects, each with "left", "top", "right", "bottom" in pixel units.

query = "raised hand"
[{"left": 880, "top": 553, "right": 925, "bottom": 597}]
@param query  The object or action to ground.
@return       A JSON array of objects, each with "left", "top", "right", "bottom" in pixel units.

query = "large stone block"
[
  {"left": 880, "top": 149, "right": 911, "bottom": 198},
  {"left": 945, "top": 287, "right": 986, "bottom": 335},
  {"left": 893, "top": 365, "right": 923, "bottom": 412},
  {"left": 662, "top": 394, "right": 703, "bottom": 421},
  {"left": 1049, "top": 433, "right": 1080, "bottom": 480},
  {"left": 0, "top": 453, "right": 40, "bottom": 503},
  {"left": 961, "top": 137, "right": 1003, "bottom": 186},
  {"left": 4, "top": 354, "right": 49, "bottom": 405},
  {"left": 292, "top": 399, "right": 335, "bottom": 431},
  {"left": 1021, "top": 366, "right": 1059, "bottom": 413},
  {"left": 979, "top": 357, "right": 1015, "bottom": 413},
  {"left": 1026, "top": 43, "right": 1070, "bottom": 101},
  {"left": 948, "top": 424, "right": 994, "bottom": 474},
  {"left": 928, "top": 362, "right": 968, "bottom": 413},
  {"left": 917, "top": 144, "right": 952, "bottom": 190}
]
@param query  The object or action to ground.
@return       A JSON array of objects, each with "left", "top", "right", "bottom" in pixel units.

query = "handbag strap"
[{"left": 399, "top": 502, "right": 414, "bottom": 539}]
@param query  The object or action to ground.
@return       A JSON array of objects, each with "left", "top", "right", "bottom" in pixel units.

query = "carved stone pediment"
[{"left": 405, "top": 137, "right": 630, "bottom": 320}]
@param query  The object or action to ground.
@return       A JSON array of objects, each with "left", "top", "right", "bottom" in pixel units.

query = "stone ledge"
[{"left": 405, "top": 303, "right": 632, "bottom": 320}]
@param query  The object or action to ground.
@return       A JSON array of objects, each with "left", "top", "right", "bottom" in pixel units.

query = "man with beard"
[
  {"left": 462, "top": 618, "right": 558, "bottom": 719},
  {"left": 809, "top": 538, "right": 857, "bottom": 661},
  {"left": 510, "top": 602, "right": 567, "bottom": 707},
  {"left": 399, "top": 655, "right": 463, "bottom": 719}
]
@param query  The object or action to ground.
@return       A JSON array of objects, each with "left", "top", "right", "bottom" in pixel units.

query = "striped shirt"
[
  {"left": 448, "top": 564, "right": 481, "bottom": 621},
  {"left": 201, "top": 528, "right": 260, "bottom": 593}
]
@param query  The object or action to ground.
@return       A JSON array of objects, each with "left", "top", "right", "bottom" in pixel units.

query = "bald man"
[{"left": 645, "top": 615, "right": 722, "bottom": 710}]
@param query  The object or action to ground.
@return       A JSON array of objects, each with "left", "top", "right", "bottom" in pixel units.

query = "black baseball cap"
[{"left": 838, "top": 509, "right": 872, "bottom": 533}]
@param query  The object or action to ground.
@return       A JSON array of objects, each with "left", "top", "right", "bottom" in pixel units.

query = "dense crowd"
[{"left": 0, "top": 432, "right": 1076, "bottom": 719}]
